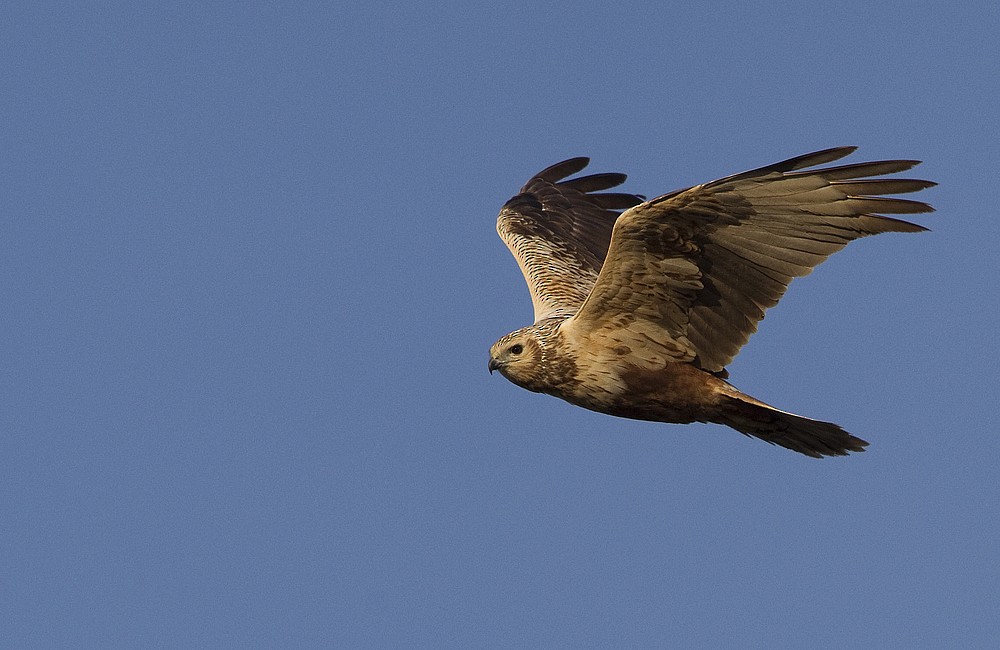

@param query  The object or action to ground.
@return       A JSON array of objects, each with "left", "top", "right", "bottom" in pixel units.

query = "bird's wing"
[
  {"left": 564, "top": 147, "right": 936, "bottom": 372},
  {"left": 497, "top": 158, "right": 644, "bottom": 322}
]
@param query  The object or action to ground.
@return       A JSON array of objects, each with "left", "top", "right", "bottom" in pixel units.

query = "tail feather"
[{"left": 718, "top": 394, "right": 869, "bottom": 458}]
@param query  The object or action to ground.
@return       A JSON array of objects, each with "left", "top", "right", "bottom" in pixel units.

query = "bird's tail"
[{"left": 716, "top": 391, "right": 869, "bottom": 458}]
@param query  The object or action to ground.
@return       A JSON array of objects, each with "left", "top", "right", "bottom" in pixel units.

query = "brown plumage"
[{"left": 488, "top": 147, "right": 935, "bottom": 458}]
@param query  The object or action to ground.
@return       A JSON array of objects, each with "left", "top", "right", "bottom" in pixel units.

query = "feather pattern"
[
  {"left": 490, "top": 147, "right": 935, "bottom": 457},
  {"left": 564, "top": 147, "right": 935, "bottom": 371},
  {"left": 497, "top": 157, "right": 644, "bottom": 321}
]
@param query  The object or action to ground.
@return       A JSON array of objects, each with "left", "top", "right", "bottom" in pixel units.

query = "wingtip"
[
  {"left": 533, "top": 157, "right": 591, "bottom": 183},
  {"left": 783, "top": 146, "right": 859, "bottom": 170},
  {"left": 885, "top": 159, "right": 922, "bottom": 173}
]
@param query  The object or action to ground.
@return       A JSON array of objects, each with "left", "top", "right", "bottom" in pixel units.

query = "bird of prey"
[{"left": 488, "top": 147, "right": 934, "bottom": 458}]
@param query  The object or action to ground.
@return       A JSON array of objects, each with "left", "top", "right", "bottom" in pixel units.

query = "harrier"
[{"left": 488, "top": 148, "right": 934, "bottom": 457}]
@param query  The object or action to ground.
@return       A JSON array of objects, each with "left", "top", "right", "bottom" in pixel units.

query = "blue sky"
[{"left": 4, "top": 2, "right": 999, "bottom": 647}]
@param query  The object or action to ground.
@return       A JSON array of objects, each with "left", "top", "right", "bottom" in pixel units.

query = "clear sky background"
[{"left": 4, "top": 2, "right": 999, "bottom": 647}]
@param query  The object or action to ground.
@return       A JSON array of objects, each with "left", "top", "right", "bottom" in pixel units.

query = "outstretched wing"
[
  {"left": 565, "top": 147, "right": 936, "bottom": 373},
  {"left": 497, "top": 158, "right": 644, "bottom": 322}
]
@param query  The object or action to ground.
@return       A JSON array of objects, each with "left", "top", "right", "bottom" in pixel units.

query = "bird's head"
[{"left": 488, "top": 327, "right": 545, "bottom": 390}]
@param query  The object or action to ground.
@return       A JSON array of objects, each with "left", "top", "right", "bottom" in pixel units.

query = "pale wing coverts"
[{"left": 501, "top": 147, "right": 934, "bottom": 374}]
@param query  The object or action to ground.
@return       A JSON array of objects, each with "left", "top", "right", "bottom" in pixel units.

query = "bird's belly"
[{"left": 555, "top": 362, "right": 724, "bottom": 425}]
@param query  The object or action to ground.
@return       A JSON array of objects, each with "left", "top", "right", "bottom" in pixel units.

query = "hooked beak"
[{"left": 488, "top": 357, "right": 502, "bottom": 374}]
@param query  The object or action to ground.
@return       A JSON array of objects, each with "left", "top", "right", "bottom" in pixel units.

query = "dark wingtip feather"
[
  {"left": 532, "top": 157, "right": 591, "bottom": 185},
  {"left": 709, "top": 147, "right": 858, "bottom": 186},
  {"left": 561, "top": 172, "right": 629, "bottom": 193},
  {"left": 775, "top": 146, "right": 859, "bottom": 172},
  {"left": 519, "top": 159, "right": 643, "bottom": 215},
  {"left": 806, "top": 159, "right": 925, "bottom": 180},
  {"left": 590, "top": 192, "right": 645, "bottom": 210},
  {"left": 859, "top": 215, "right": 930, "bottom": 234}
]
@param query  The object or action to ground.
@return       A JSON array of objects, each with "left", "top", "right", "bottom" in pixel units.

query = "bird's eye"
[{"left": 509, "top": 344, "right": 523, "bottom": 355}]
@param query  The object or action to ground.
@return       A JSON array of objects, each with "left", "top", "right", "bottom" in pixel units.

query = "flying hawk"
[{"left": 488, "top": 147, "right": 934, "bottom": 457}]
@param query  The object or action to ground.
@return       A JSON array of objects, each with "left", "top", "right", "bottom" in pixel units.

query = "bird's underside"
[{"left": 488, "top": 147, "right": 935, "bottom": 458}]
